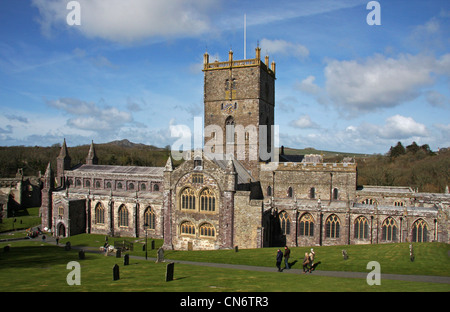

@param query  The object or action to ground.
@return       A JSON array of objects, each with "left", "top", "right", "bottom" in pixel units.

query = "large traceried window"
[
  {"left": 144, "top": 207, "right": 155, "bottom": 230},
  {"left": 279, "top": 211, "right": 291, "bottom": 235},
  {"left": 200, "top": 188, "right": 216, "bottom": 212},
  {"left": 199, "top": 223, "right": 215, "bottom": 237},
  {"left": 95, "top": 203, "right": 105, "bottom": 224},
  {"left": 118, "top": 205, "right": 129, "bottom": 227},
  {"left": 382, "top": 217, "right": 397, "bottom": 241},
  {"left": 326, "top": 214, "right": 340, "bottom": 238},
  {"left": 180, "top": 221, "right": 195, "bottom": 235},
  {"left": 354, "top": 216, "right": 369, "bottom": 239},
  {"left": 412, "top": 219, "right": 428, "bottom": 242},
  {"left": 298, "top": 213, "right": 314, "bottom": 237},
  {"left": 181, "top": 188, "right": 196, "bottom": 210}
]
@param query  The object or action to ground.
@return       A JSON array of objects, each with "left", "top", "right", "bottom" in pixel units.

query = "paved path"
[{"left": 6, "top": 234, "right": 450, "bottom": 285}]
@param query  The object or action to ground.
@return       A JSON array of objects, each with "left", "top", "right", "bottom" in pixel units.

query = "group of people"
[{"left": 276, "top": 246, "right": 316, "bottom": 273}]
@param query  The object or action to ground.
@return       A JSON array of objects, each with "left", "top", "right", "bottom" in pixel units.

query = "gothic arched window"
[
  {"left": 412, "top": 219, "right": 428, "bottom": 242},
  {"left": 326, "top": 214, "right": 340, "bottom": 238},
  {"left": 200, "top": 188, "right": 216, "bottom": 212},
  {"left": 181, "top": 188, "right": 196, "bottom": 210},
  {"left": 279, "top": 211, "right": 291, "bottom": 235},
  {"left": 118, "top": 205, "right": 129, "bottom": 227},
  {"left": 382, "top": 217, "right": 397, "bottom": 241},
  {"left": 299, "top": 213, "right": 314, "bottom": 237},
  {"left": 180, "top": 221, "right": 195, "bottom": 235},
  {"left": 95, "top": 203, "right": 105, "bottom": 224},
  {"left": 144, "top": 207, "right": 155, "bottom": 230},
  {"left": 199, "top": 223, "right": 215, "bottom": 237},
  {"left": 354, "top": 216, "right": 369, "bottom": 239}
]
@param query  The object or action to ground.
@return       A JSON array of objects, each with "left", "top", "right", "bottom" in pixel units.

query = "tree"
[
  {"left": 406, "top": 142, "right": 420, "bottom": 154},
  {"left": 388, "top": 142, "right": 405, "bottom": 158}
]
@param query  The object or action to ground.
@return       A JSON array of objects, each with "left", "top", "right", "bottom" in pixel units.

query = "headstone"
[
  {"left": 235, "top": 245, "right": 239, "bottom": 252},
  {"left": 409, "top": 243, "right": 415, "bottom": 262},
  {"left": 156, "top": 247, "right": 164, "bottom": 263},
  {"left": 78, "top": 249, "right": 85, "bottom": 260},
  {"left": 187, "top": 242, "right": 193, "bottom": 251},
  {"left": 142, "top": 244, "right": 146, "bottom": 251},
  {"left": 3, "top": 245, "right": 10, "bottom": 253},
  {"left": 151, "top": 240, "right": 155, "bottom": 250},
  {"left": 165, "top": 262, "right": 174, "bottom": 282},
  {"left": 113, "top": 264, "right": 120, "bottom": 281},
  {"left": 116, "top": 248, "right": 121, "bottom": 258},
  {"left": 65, "top": 242, "right": 71, "bottom": 251},
  {"left": 342, "top": 249, "right": 348, "bottom": 260},
  {"left": 124, "top": 254, "right": 129, "bottom": 266}
]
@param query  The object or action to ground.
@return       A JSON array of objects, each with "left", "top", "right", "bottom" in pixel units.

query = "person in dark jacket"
[
  {"left": 276, "top": 249, "right": 283, "bottom": 272},
  {"left": 284, "top": 246, "right": 291, "bottom": 270}
]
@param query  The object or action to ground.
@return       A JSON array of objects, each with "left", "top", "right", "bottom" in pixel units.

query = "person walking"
[
  {"left": 284, "top": 246, "right": 291, "bottom": 270},
  {"left": 302, "top": 252, "right": 310, "bottom": 273},
  {"left": 308, "top": 248, "right": 316, "bottom": 272},
  {"left": 276, "top": 249, "right": 283, "bottom": 272}
]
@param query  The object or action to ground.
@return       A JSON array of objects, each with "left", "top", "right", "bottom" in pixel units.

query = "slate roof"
[{"left": 70, "top": 165, "right": 164, "bottom": 177}]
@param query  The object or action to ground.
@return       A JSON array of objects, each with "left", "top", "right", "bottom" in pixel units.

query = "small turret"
[
  {"left": 56, "top": 139, "right": 71, "bottom": 188},
  {"left": 86, "top": 140, "right": 98, "bottom": 165}
]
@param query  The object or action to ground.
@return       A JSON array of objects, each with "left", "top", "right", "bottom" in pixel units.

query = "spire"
[
  {"left": 86, "top": 140, "right": 98, "bottom": 165},
  {"left": 165, "top": 156, "right": 173, "bottom": 172},
  {"left": 58, "top": 138, "right": 70, "bottom": 161}
]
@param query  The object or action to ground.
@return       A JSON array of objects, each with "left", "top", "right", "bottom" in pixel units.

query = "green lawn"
[
  {"left": 0, "top": 235, "right": 449, "bottom": 292},
  {"left": 0, "top": 207, "right": 41, "bottom": 236}
]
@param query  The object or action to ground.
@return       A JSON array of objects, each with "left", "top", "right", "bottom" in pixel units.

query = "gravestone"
[
  {"left": 187, "top": 242, "right": 193, "bottom": 251},
  {"left": 409, "top": 243, "right": 415, "bottom": 262},
  {"left": 64, "top": 242, "right": 71, "bottom": 251},
  {"left": 342, "top": 249, "right": 348, "bottom": 260},
  {"left": 116, "top": 249, "right": 121, "bottom": 258},
  {"left": 124, "top": 254, "right": 129, "bottom": 266},
  {"left": 113, "top": 264, "right": 120, "bottom": 281},
  {"left": 3, "top": 245, "right": 10, "bottom": 253},
  {"left": 151, "top": 240, "right": 155, "bottom": 250},
  {"left": 142, "top": 244, "right": 146, "bottom": 251},
  {"left": 165, "top": 262, "right": 174, "bottom": 282},
  {"left": 235, "top": 245, "right": 239, "bottom": 252},
  {"left": 78, "top": 249, "right": 85, "bottom": 260},
  {"left": 156, "top": 247, "right": 164, "bottom": 263}
]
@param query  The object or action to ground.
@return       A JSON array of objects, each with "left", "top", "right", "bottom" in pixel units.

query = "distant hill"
[{"left": 104, "top": 139, "right": 163, "bottom": 150}]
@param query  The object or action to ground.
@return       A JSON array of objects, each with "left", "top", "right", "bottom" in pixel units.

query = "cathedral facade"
[{"left": 40, "top": 48, "right": 450, "bottom": 249}]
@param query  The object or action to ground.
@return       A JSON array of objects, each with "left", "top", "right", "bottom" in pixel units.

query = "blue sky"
[{"left": 0, "top": 0, "right": 449, "bottom": 154}]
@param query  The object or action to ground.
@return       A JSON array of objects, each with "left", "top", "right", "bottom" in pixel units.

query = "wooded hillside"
[{"left": 0, "top": 140, "right": 448, "bottom": 193}]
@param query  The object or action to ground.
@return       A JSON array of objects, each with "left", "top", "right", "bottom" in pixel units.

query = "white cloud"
[
  {"left": 46, "top": 97, "right": 132, "bottom": 132},
  {"left": 378, "top": 115, "right": 428, "bottom": 139},
  {"left": 290, "top": 114, "right": 320, "bottom": 129},
  {"left": 260, "top": 38, "right": 309, "bottom": 60},
  {"left": 32, "top": 0, "right": 217, "bottom": 43},
  {"left": 323, "top": 53, "right": 450, "bottom": 114}
]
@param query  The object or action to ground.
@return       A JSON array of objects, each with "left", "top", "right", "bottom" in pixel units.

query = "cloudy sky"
[{"left": 0, "top": 0, "right": 449, "bottom": 154}]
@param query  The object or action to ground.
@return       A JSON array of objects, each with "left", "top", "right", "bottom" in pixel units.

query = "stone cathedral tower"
[{"left": 202, "top": 47, "right": 276, "bottom": 179}]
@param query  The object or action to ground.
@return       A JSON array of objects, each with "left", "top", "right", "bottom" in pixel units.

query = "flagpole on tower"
[{"left": 244, "top": 14, "right": 247, "bottom": 60}]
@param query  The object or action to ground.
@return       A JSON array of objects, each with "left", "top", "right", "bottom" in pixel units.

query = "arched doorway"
[{"left": 57, "top": 223, "right": 66, "bottom": 237}]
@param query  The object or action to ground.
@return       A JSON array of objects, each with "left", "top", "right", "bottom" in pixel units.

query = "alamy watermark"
[
  {"left": 66, "top": 1, "right": 81, "bottom": 26},
  {"left": 366, "top": 1, "right": 381, "bottom": 26},
  {"left": 66, "top": 261, "right": 81, "bottom": 285},
  {"left": 366, "top": 261, "right": 381, "bottom": 285}
]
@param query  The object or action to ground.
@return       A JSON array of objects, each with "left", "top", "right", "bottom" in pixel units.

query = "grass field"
[{"left": 0, "top": 234, "right": 449, "bottom": 292}]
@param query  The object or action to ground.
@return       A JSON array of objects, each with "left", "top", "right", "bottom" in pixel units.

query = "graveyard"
[{"left": 0, "top": 233, "right": 449, "bottom": 292}]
